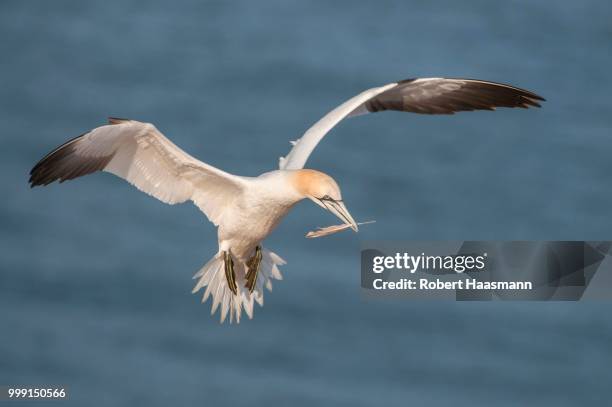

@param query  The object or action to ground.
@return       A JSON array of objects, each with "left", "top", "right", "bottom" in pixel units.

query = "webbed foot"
[
  {"left": 245, "top": 246, "right": 262, "bottom": 293},
  {"left": 223, "top": 251, "right": 238, "bottom": 295}
]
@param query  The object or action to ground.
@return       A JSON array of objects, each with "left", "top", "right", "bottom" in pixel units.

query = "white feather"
[
  {"left": 65, "top": 120, "right": 246, "bottom": 226},
  {"left": 279, "top": 83, "right": 397, "bottom": 170},
  {"left": 220, "top": 288, "right": 230, "bottom": 323},
  {"left": 191, "top": 248, "right": 284, "bottom": 324}
]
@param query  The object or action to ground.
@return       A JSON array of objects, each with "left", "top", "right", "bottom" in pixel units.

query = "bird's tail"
[{"left": 191, "top": 248, "right": 285, "bottom": 323}]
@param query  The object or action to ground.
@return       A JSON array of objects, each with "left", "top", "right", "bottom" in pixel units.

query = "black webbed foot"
[
  {"left": 223, "top": 251, "right": 238, "bottom": 295},
  {"left": 245, "top": 246, "right": 262, "bottom": 293}
]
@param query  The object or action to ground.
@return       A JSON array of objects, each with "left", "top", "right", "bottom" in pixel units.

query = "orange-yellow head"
[{"left": 291, "top": 169, "right": 358, "bottom": 232}]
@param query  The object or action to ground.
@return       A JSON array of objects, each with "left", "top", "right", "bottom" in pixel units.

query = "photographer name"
[{"left": 372, "top": 278, "right": 533, "bottom": 291}]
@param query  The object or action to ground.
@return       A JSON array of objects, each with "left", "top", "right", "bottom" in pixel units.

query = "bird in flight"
[{"left": 29, "top": 77, "right": 544, "bottom": 323}]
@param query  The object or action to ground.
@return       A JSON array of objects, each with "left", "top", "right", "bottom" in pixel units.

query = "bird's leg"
[
  {"left": 223, "top": 251, "right": 238, "bottom": 295},
  {"left": 245, "top": 246, "right": 262, "bottom": 293}
]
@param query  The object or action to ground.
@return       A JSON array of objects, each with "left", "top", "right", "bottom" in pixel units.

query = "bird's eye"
[{"left": 320, "top": 195, "right": 332, "bottom": 201}]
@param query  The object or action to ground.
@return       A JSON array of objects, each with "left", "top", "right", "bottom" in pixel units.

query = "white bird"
[{"left": 29, "top": 77, "right": 544, "bottom": 323}]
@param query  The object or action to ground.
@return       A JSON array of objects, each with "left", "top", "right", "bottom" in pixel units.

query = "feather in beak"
[
  {"left": 306, "top": 221, "right": 376, "bottom": 238},
  {"left": 311, "top": 196, "right": 359, "bottom": 232}
]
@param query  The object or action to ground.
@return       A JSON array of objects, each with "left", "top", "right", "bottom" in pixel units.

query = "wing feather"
[
  {"left": 279, "top": 77, "right": 545, "bottom": 170},
  {"left": 29, "top": 119, "right": 245, "bottom": 226}
]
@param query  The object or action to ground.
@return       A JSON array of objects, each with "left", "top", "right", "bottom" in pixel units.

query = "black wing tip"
[
  {"left": 29, "top": 172, "right": 49, "bottom": 188},
  {"left": 28, "top": 130, "right": 114, "bottom": 188},
  {"left": 28, "top": 134, "right": 80, "bottom": 187},
  {"left": 29, "top": 118, "right": 130, "bottom": 189},
  {"left": 29, "top": 159, "right": 50, "bottom": 187},
  {"left": 28, "top": 166, "right": 57, "bottom": 187},
  {"left": 397, "top": 78, "right": 417, "bottom": 84},
  {"left": 28, "top": 171, "right": 40, "bottom": 187},
  {"left": 28, "top": 178, "right": 47, "bottom": 188},
  {"left": 461, "top": 77, "right": 546, "bottom": 106},
  {"left": 518, "top": 93, "right": 546, "bottom": 106},
  {"left": 28, "top": 145, "right": 74, "bottom": 187},
  {"left": 108, "top": 117, "right": 131, "bottom": 125},
  {"left": 400, "top": 76, "right": 546, "bottom": 104},
  {"left": 519, "top": 89, "right": 545, "bottom": 102}
]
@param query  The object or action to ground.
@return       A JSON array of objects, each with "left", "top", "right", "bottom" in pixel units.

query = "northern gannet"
[{"left": 29, "top": 77, "right": 544, "bottom": 323}]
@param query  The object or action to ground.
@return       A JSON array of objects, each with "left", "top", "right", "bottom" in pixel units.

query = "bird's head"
[{"left": 292, "top": 169, "right": 358, "bottom": 232}]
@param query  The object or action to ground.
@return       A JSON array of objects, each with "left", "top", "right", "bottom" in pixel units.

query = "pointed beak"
[{"left": 311, "top": 197, "right": 359, "bottom": 232}]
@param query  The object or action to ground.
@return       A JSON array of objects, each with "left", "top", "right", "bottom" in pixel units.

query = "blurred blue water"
[{"left": 1, "top": 0, "right": 611, "bottom": 405}]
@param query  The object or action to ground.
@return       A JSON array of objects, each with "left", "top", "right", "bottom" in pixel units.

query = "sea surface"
[{"left": 1, "top": 0, "right": 611, "bottom": 405}]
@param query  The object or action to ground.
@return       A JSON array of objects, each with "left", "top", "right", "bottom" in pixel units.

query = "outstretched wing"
[
  {"left": 279, "top": 78, "right": 545, "bottom": 170},
  {"left": 29, "top": 118, "right": 245, "bottom": 226}
]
